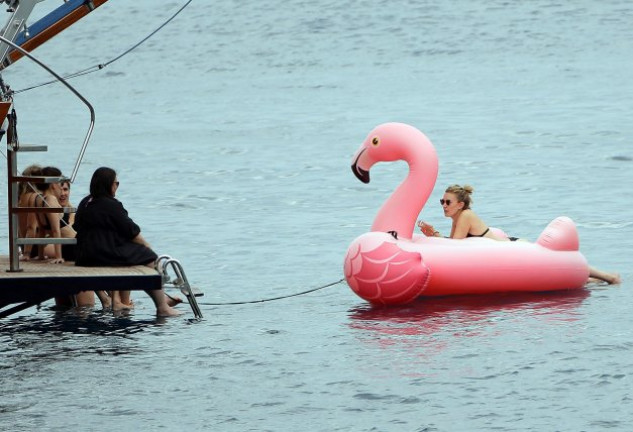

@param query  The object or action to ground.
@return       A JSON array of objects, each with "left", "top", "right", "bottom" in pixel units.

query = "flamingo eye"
[{"left": 371, "top": 136, "right": 380, "bottom": 146}]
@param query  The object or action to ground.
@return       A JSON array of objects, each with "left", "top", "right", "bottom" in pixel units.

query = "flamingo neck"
[{"left": 371, "top": 160, "right": 436, "bottom": 240}]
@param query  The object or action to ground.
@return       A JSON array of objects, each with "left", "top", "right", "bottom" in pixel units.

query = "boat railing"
[{"left": 1, "top": 34, "right": 93, "bottom": 272}]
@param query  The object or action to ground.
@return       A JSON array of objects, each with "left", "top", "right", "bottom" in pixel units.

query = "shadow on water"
[
  {"left": 0, "top": 307, "right": 160, "bottom": 337},
  {"left": 0, "top": 307, "right": 172, "bottom": 363}
]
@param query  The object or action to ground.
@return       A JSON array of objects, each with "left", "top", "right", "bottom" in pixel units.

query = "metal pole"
[{"left": 6, "top": 111, "right": 20, "bottom": 272}]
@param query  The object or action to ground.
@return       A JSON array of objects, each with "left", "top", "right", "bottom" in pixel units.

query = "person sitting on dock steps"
[
  {"left": 17, "top": 164, "right": 42, "bottom": 261},
  {"left": 74, "top": 167, "right": 182, "bottom": 317},
  {"left": 18, "top": 165, "right": 109, "bottom": 308},
  {"left": 33, "top": 166, "right": 66, "bottom": 264},
  {"left": 42, "top": 178, "right": 78, "bottom": 262},
  {"left": 51, "top": 179, "right": 110, "bottom": 309}
]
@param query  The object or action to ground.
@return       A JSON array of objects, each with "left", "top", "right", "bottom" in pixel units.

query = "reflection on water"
[
  {"left": 347, "top": 289, "right": 591, "bottom": 374},
  {"left": 349, "top": 289, "right": 591, "bottom": 329}
]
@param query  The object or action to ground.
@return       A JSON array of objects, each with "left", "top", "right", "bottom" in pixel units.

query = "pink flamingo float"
[{"left": 343, "top": 123, "right": 589, "bottom": 305}]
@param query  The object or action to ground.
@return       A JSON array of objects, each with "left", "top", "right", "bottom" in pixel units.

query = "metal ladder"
[
  {"left": 156, "top": 255, "right": 203, "bottom": 319},
  {"left": 5, "top": 108, "right": 77, "bottom": 272}
]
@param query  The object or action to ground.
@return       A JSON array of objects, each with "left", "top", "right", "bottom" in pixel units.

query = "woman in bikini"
[
  {"left": 18, "top": 164, "right": 42, "bottom": 261},
  {"left": 418, "top": 184, "right": 508, "bottom": 241},
  {"left": 418, "top": 184, "right": 621, "bottom": 285},
  {"left": 34, "top": 166, "right": 65, "bottom": 264}
]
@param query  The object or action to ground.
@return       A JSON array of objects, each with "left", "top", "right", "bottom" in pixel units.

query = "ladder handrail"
[
  {"left": 156, "top": 256, "right": 203, "bottom": 319},
  {"left": 0, "top": 34, "right": 94, "bottom": 182}
]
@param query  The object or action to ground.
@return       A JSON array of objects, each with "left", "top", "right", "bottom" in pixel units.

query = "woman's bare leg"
[
  {"left": 145, "top": 289, "right": 182, "bottom": 317},
  {"left": 75, "top": 291, "right": 95, "bottom": 307},
  {"left": 111, "top": 291, "right": 132, "bottom": 310},
  {"left": 589, "top": 266, "right": 621, "bottom": 284},
  {"left": 119, "top": 290, "right": 133, "bottom": 307},
  {"left": 95, "top": 291, "right": 111, "bottom": 308}
]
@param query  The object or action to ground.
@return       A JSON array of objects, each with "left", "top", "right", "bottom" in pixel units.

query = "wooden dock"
[{"left": 0, "top": 255, "right": 161, "bottom": 317}]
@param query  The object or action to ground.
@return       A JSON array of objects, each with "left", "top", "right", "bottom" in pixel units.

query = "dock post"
[{"left": 6, "top": 109, "right": 21, "bottom": 272}]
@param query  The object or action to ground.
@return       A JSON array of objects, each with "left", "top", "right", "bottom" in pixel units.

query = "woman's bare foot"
[
  {"left": 156, "top": 305, "right": 182, "bottom": 317},
  {"left": 589, "top": 267, "right": 621, "bottom": 285},
  {"left": 608, "top": 273, "right": 622, "bottom": 285},
  {"left": 596, "top": 272, "right": 621, "bottom": 285},
  {"left": 112, "top": 301, "right": 133, "bottom": 311},
  {"left": 166, "top": 294, "right": 183, "bottom": 307}
]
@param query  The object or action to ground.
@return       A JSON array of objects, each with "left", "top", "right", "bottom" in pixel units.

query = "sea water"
[{"left": 0, "top": 1, "right": 632, "bottom": 430}]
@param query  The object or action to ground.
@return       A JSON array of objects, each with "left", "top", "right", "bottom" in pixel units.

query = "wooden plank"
[
  {"left": 0, "top": 257, "right": 158, "bottom": 278},
  {"left": 0, "top": 255, "right": 161, "bottom": 310}
]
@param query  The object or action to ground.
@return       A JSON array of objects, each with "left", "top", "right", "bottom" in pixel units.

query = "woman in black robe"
[{"left": 75, "top": 167, "right": 180, "bottom": 316}]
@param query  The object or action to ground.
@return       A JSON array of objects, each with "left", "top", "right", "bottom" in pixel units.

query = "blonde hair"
[{"left": 445, "top": 184, "right": 474, "bottom": 210}]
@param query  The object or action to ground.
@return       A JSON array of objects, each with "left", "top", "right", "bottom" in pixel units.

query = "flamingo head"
[{"left": 351, "top": 122, "right": 437, "bottom": 183}]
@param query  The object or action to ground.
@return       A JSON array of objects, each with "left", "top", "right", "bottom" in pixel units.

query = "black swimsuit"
[
  {"left": 466, "top": 228, "right": 489, "bottom": 238},
  {"left": 35, "top": 195, "right": 52, "bottom": 230},
  {"left": 467, "top": 227, "right": 519, "bottom": 241}
]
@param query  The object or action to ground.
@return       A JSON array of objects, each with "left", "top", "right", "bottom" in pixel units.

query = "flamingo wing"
[{"left": 344, "top": 233, "right": 430, "bottom": 305}]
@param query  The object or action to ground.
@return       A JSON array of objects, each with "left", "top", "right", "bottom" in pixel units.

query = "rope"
[
  {"left": 186, "top": 278, "right": 345, "bottom": 306},
  {"left": 10, "top": 0, "right": 194, "bottom": 95}
]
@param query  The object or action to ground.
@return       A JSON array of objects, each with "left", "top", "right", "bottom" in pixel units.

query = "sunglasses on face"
[{"left": 440, "top": 199, "right": 452, "bottom": 206}]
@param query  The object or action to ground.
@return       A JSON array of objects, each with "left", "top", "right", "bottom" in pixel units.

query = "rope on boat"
[
  {"left": 188, "top": 278, "right": 345, "bottom": 306},
  {"left": 10, "top": 0, "right": 194, "bottom": 95}
]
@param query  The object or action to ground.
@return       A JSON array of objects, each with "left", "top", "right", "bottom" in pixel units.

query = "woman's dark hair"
[
  {"left": 90, "top": 167, "right": 117, "bottom": 198},
  {"left": 36, "top": 166, "right": 62, "bottom": 191},
  {"left": 19, "top": 164, "right": 42, "bottom": 196}
]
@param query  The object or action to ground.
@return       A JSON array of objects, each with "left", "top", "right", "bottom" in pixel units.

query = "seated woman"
[
  {"left": 51, "top": 179, "right": 108, "bottom": 308},
  {"left": 56, "top": 179, "right": 78, "bottom": 260},
  {"left": 33, "top": 166, "right": 66, "bottom": 264},
  {"left": 74, "top": 167, "right": 181, "bottom": 317},
  {"left": 17, "top": 164, "right": 42, "bottom": 261},
  {"left": 418, "top": 184, "right": 621, "bottom": 285}
]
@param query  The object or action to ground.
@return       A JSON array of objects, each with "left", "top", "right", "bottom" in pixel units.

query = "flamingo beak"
[{"left": 351, "top": 149, "right": 370, "bottom": 183}]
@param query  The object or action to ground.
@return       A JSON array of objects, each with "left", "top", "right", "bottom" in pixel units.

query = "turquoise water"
[{"left": 1, "top": 1, "right": 632, "bottom": 430}]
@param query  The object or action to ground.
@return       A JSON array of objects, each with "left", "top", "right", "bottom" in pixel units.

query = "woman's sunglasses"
[{"left": 440, "top": 199, "right": 452, "bottom": 206}]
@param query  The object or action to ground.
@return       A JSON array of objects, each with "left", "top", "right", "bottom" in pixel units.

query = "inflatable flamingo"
[{"left": 343, "top": 123, "right": 589, "bottom": 305}]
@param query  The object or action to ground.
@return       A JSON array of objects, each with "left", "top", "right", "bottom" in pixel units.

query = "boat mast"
[
  {"left": 0, "top": 0, "right": 110, "bottom": 72},
  {"left": 0, "top": 0, "right": 43, "bottom": 69}
]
